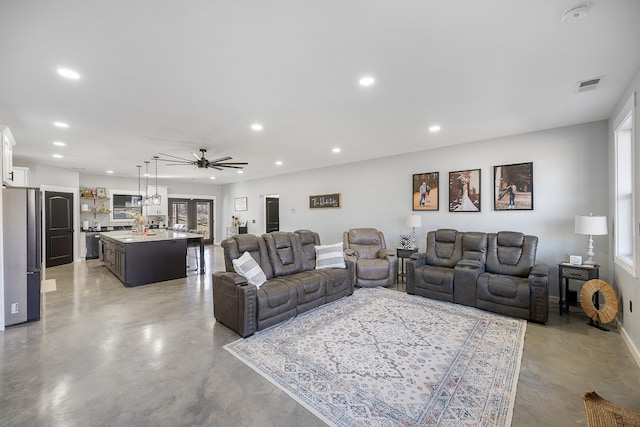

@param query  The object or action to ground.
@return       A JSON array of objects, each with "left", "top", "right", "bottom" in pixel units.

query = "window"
[{"left": 614, "top": 93, "right": 636, "bottom": 276}]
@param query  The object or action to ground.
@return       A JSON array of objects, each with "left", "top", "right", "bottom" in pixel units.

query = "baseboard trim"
[{"left": 619, "top": 322, "right": 640, "bottom": 368}]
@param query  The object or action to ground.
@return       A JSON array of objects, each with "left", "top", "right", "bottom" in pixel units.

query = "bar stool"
[{"left": 186, "top": 229, "right": 203, "bottom": 271}]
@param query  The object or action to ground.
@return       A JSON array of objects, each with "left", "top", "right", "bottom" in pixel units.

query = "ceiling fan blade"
[
  {"left": 165, "top": 162, "right": 195, "bottom": 166},
  {"left": 217, "top": 165, "right": 245, "bottom": 169},
  {"left": 209, "top": 165, "right": 224, "bottom": 171},
  {"left": 208, "top": 156, "right": 233, "bottom": 163},
  {"left": 158, "top": 152, "right": 192, "bottom": 162},
  {"left": 192, "top": 152, "right": 202, "bottom": 160},
  {"left": 214, "top": 162, "right": 248, "bottom": 166}
]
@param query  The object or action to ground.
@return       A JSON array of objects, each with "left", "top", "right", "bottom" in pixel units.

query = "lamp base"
[{"left": 583, "top": 260, "right": 596, "bottom": 266}]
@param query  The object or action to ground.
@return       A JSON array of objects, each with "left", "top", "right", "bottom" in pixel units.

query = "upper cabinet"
[
  {"left": 143, "top": 185, "right": 168, "bottom": 218},
  {"left": 1, "top": 125, "right": 16, "bottom": 185}
]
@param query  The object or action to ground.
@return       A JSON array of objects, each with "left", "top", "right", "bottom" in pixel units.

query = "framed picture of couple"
[
  {"left": 412, "top": 172, "right": 439, "bottom": 211},
  {"left": 493, "top": 162, "right": 533, "bottom": 211},
  {"left": 449, "top": 169, "right": 481, "bottom": 212}
]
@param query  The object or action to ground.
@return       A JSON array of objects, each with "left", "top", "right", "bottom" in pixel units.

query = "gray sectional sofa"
[
  {"left": 406, "top": 229, "right": 549, "bottom": 323},
  {"left": 212, "top": 230, "right": 354, "bottom": 337}
]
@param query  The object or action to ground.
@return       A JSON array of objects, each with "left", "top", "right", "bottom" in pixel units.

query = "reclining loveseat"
[
  {"left": 213, "top": 230, "right": 354, "bottom": 337},
  {"left": 406, "top": 229, "right": 548, "bottom": 323}
]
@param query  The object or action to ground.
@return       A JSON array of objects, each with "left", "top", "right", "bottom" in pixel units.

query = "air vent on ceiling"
[{"left": 575, "top": 76, "right": 604, "bottom": 93}]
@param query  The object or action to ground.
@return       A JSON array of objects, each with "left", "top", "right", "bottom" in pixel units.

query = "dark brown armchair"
[{"left": 343, "top": 228, "right": 398, "bottom": 287}]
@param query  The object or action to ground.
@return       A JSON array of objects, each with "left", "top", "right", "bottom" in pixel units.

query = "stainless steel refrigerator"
[{"left": 3, "top": 187, "right": 42, "bottom": 326}]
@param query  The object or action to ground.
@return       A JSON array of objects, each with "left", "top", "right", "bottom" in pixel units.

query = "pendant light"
[
  {"left": 142, "top": 161, "right": 151, "bottom": 206},
  {"left": 132, "top": 165, "right": 142, "bottom": 207},
  {"left": 151, "top": 155, "right": 161, "bottom": 206}
]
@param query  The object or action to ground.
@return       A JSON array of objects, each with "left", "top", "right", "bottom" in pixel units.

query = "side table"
[
  {"left": 397, "top": 248, "right": 418, "bottom": 283},
  {"left": 558, "top": 263, "right": 599, "bottom": 315}
]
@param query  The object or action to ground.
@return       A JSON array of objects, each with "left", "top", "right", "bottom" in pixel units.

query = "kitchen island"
[{"left": 100, "top": 230, "right": 205, "bottom": 287}]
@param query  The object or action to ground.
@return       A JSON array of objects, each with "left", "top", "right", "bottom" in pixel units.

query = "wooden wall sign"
[{"left": 309, "top": 193, "right": 341, "bottom": 209}]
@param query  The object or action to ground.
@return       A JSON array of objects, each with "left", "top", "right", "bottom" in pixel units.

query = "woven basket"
[
  {"left": 580, "top": 279, "right": 619, "bottom": 324},
  {"left": 582, "top": 390, "right": 640, "bottom": 427}
]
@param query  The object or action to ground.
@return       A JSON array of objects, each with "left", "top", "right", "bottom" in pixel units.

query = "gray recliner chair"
[
  {"left": 343, "top": 228, "right": 398, "bottom": 287},
  {"left": 406, "top": 229, "right": 463, "bottom": 301},
  {"left": 476, "top": 231, "right": 549, "bottom": 323}
]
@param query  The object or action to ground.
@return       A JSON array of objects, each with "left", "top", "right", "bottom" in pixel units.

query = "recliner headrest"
[
  {"left": 349, "top": 228, "right": 381, "bottom": 245},
  {"left": 435, "top": 229, "right": 458, "bottom": 243},
  {"left": 497, "top": 231, "right": 524, "bottom": 247},
  {"left": 235, "top": 234, "right": 261, "bottom": 252}
]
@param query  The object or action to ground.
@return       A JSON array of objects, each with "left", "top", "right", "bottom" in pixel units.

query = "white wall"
[
  {"left": 223, "top": 120, "right": 610, "bottom": 297},
  {"left": 609, "top": 65, "right": 640, "bottom": 366}
]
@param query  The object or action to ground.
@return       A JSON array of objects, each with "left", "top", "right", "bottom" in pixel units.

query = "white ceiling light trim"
[
  {"left": 53, "top": 154, "right": 63, "bottom": 158},
  {"left": 57, "top": 68, "right": 80, "bottom": 80},
  {"left": 53, "top": 141, "right": 66, "bottom": 146},
  {"left": 53, "top": 121, "right": 69, "bottom": 128},
  {"left": 429, "top": 125, "right": 441, "bottom": 133},
  {"left": 332, "top": 147, "right": 341, "bottom": 153},
  {"left": 251, "top": 123, "right": 263, "bottom": 131},
  {"left": 358, "top": 76, "right": 375, "bottom": 87}
]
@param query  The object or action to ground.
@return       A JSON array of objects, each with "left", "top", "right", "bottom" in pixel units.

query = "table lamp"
[
  {"left": 574, "top": 214, "right": 608, "bottom": 265},
  {"left": 405, "top": 214, "right": 422, "bottom": 249}
]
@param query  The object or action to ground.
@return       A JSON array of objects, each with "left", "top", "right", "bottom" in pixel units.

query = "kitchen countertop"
[{"left": 100, "top": 230, "right": 203, "bottom": 244}]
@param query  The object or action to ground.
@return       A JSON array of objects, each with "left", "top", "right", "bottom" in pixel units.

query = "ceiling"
[{"left": 1, "top": 1, "right": 639, "bottom": 185}]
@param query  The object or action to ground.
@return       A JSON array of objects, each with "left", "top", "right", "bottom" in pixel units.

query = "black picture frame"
[
  {"left": 412, "top": 172, "right": 439, "bottom": 211},
  {"left": 493, "top": 162, "right": 533, "bottom": 210},
  {"left": 449, "top": 169, "right": 481, "bottom": 212}
]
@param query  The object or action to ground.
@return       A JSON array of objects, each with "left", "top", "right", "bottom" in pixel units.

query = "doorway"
[
  {"left": 168, "top": 198, "right": 214, "bottom": 244},
  {"left": 45, "top": 191, "right": 74, "bottom": 267},
  {"left": 265, "top": 196, "right": 279, "bottom": 233}
]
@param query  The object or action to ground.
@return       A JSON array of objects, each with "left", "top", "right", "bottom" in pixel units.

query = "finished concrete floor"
[{"left": 1, "top": 245, "right": 639, "bottom": 426}]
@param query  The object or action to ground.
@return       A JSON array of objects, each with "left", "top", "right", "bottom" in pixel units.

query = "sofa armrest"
[
  {"left": 405, "top": 254, "right": 425, "bottom": 294},
  {"left": 528, "top": 264, "right": 549, "bottom": 324},
  {"left": 344, "top": 259, "right": 356, "bottom": 289},
  {"left": 530, "top": 264, "right": 549, "bottom": 277},
  {"left": 377, "top": 248, "right": 396, "bottom": 259},
  {"left": 212, "top": 272, "right": 258, "bottom": 337}
]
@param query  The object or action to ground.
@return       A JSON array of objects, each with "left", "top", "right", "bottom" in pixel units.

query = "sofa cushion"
[
  {"left": 315, "top": 242, "right": 346, "bottom": 269},
  {"left": 295, "top": 229, "right": 321, "bottom": 271},
  {"left": 264, "top": 232, "right": 302, "bottom": 277},
  {"left": 232, "top": 251, "right": 267, "bottom": 287},
  {"left": 477, "top": 273, "right": 530, "bottom": 308}
]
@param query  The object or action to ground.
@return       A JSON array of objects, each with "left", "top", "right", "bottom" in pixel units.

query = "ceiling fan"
[{"left": 156, "top": 148, "right": 248, "bottom": 171}]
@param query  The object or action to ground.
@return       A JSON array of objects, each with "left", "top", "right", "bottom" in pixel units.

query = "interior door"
[
  {"left": 266, "top": 197, "right": 279, "bottom": 232},
  {"left": 45, "top": 191, "right": 74, "bottom": 267},
  {"left": 168, "top": 198, "right": 213, "bottom": 244}
]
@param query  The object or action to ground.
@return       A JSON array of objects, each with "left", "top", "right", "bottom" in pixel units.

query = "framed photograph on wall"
[
  {"left": 494, "top": 162, "right": 533, "bottom": 210},
  {"left": 449, "top": 169, "right": 481, "bottom": 212},
  {"left": 234, "top": 197, "right": 248, "bottom": 211},
  {"left": 412, "top": 172, "right": 439, "bottom": 211}
]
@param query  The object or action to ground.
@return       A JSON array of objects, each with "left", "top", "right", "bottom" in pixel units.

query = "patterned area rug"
[{"left": 225, "top": 288, "right": 526, "bottom": 426}]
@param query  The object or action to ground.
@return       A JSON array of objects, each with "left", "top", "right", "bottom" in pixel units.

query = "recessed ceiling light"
[
  {"left": 251, "top": 123, "right": 263, "bottom": 131},
  {"left": 57, "top": 68, "right": 80, "bottom": 80},
  {"left": 275, "top": 161, "right": 283, "bottom": 166},
  {"left": 53, "top": 154, "right": 63, "bottom": 158},
  {"left": 237, "top": 170, "right": 244, "bottom": 174},
  {"left": 54, "top": 121, "right": 69, "bottom": 128},
  {"left": 53, "top": 141, "right": 66, "bottom": 146},
  {"left": 429, "top": 125, "right": 441, "bottom": 133},
  {"left": 332, "top": 147, "right": 341, "bottom": 153},
  {"left": 359, "top": 76, "right": 375, "bottom": 87},
  {"left": 210, "top": 176, "right": 216, "bottom": 180},
  {"left": 106, "top": 170, "right": 114, "bottom": 174}
]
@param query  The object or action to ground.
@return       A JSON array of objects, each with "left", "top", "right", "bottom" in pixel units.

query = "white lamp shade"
[
  {"left": 405, "top": 214, "right": 422, "bottom": 228},
  {"left": 575, "top": 215, "right": 608, "bottom": 235}
]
